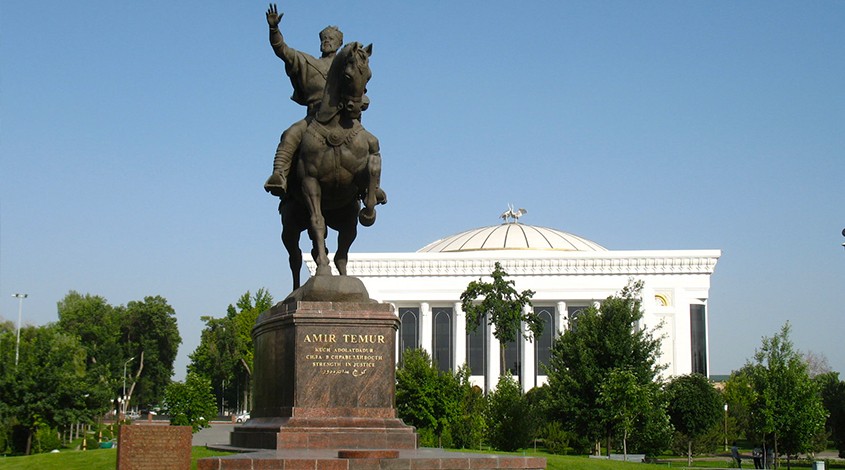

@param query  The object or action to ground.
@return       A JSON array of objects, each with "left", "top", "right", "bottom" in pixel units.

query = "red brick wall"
[{"left": 117, "top": 425, "right": 192, "bottom": 470}]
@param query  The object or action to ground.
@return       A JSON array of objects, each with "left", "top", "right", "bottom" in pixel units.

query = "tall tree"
[
  {"left": 230, "top": 289, "right": 273, "bottom": 411},
  {"left": 723, "top": 367, "right": 756, "bottom": 443},
  {"left": 57, "top": 291, "right": 122, "bottom": 366},
  {"left": 546, "top": 280, "right": 668, "bottom": 456},
  {"left": 665, "top": 373, "right": 723, "bottom": 466},
  {"left": 815, "top": 372, "right": 845, "bottom": 458},
  {"left": 56, "top": 292, "right": 124, "bottom": 420},
  {"left": 0, "top": 324, "right": 89, "bottom": 454},
  {"left": 121, "top": 296, "right": 181, "bottom": 409},
  {"left": 747, "top": 322, "right": 826, "bottom": 469},
  {"left": 188, "top": 289, "right": 273, "bottom": 415},
  {"left": 460, "top": 262, "right": 538, "bottom": 374},
  {"left": 599, "top": 368, "right": 657, "bottom": 461}
]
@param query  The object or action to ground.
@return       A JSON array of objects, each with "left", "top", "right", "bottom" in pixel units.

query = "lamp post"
[
  {"left": 724, "top": 403, "right": 729, "bottom": 452},
  {"left": 12, "top": 293, "right": 28, "bottom": 366},
  {"left": 841, "top": 228, "right": 845, "bottom": 251},
  {"left": 122, "top": 356, "right": 135, "bottom": 418}
]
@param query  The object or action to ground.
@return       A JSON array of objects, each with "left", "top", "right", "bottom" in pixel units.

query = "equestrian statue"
[{"left": 263, "top": 3, "right": 386, "bottom": 293}]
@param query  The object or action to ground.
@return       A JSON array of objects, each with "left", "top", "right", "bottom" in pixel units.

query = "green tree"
[
  {"left": 164, "top": 373, "right": 217, "bottom": 432},
  {"left": 546, "top": 280, "right": 668, "bottom": 456},
  {"left": 460, "top": 262, "right": 538, "bottom": 374},
  {"left": 747, "top": 322, "right": 826, "bottom": 469},
  {"left": 121, "top": 296, "right": 182, "bottom": 409},
  {"left": 487, "top": 374, "right": 535, "bottom": 451},
  {"left": 598, "top": 368, "right": 656, "bottom": 460},
  {"left": 228, "top": 289, "right": 272, "bottom": 411},
  {"left": 395, "top": 348, "right": 479, "bottom": 448},
  {"left": 815, "top": 372, "right": 845, "bottom": 458},
  {"left": 627, "top": 391, "right": 674, "bottom": 458},
  {"left": 449, "top": 366, "right": 487, "bottom": 449},
  {"left": 0, "top": 324, "right": 89, "bottom": 454},
  {"left": 56, "top": 291, "right": 124, "bottom": 417},
  {"left": 666, "top": 373, "right": 723, "bottom": 465},
  {"left": 188, "top": 289, "right": 273, "bottom": 415},
  {"left": 395, "top": 348, "right": 442, "bottom": 445},
  {"left": 723, "top": 367, "right": 755, "bottom": 443},
  {"left": 57, "top": 291, "right": 123, "bottom": 367}
]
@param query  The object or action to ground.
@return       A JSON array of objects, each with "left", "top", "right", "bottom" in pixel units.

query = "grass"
[
  {"left": 0, "top": 446, "right": 235, "bottom": 470},
  {"left": 1, "top": 447, "right": 842, "bottom": 470}
]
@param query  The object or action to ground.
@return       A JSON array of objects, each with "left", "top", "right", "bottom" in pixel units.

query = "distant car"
[
  {"left": 127, "top": 411, "right": 141, "bottom": 419},
  {"left": 236, "top": 413, "right": 250, "bottom": 423}
]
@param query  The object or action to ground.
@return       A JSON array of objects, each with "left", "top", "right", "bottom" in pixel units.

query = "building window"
[
  {"left": 432, "top": 307, "right": 453, "bottom": 372},
  {"left": 504, "top": 338, "right": 522, "bottom": 378},
  {"left": 534, "top": 307, "right": 555, "bottom": 375},
  {"left": 398, "top": 307, "right": 419, "bottom": 363},
  {"left": 567, "top": 306, "right": 587, "bottom": 331},
  {"left": 466, "top": 321, "right": 486, "bottom": 377},
  {"left": 690, "top": 304, "right": 707, "bottom": 376}
]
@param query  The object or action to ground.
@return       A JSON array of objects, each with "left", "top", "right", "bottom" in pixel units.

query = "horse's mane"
[{"left": 316, "top": 42, "right": 371, "bottom": 123}]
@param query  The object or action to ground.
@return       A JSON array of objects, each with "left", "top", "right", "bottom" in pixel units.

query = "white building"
[{"left": 307, "top": 218, "right": 721, "bottom": 393}]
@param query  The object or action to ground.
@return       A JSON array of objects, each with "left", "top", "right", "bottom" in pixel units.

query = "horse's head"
[{"left": 316, "top": 42, "right": 372, "bottom": 123}]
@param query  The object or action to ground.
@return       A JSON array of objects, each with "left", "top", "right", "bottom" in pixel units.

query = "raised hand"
[{"left": 266, "top": 3, "right": 283, "bottom": 28}]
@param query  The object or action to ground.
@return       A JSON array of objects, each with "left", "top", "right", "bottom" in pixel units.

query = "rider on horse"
[{"left": 262, "top": 3, "right": 370, "bottom": 198}]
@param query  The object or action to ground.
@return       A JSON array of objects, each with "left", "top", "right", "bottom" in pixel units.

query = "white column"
[
  {"left": 390, "top": 303, "right": 400, "bottom": 364},
  {"left": 556, "top": 301, "right": 568, "bottom": 334},
  {"left": 453, "top": 302, "right": 466, "bottom": 371},
  {"left": 488, "top": 332, "right": 501, "bottom": 394},
  {"left": 420, "top": 302, "right": 432, "bottom": 358},
  {"left": 675, "top": 291, "right": 692, "bottom": 375},
  {"left": 704, "top": 299, "right": 711, "bottom": 378},
  {"left": 521, "top": 305, "right": 536, "bottom": 393}
]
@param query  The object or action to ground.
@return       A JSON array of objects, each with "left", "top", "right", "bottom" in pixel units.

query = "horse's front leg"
[
  {"left": 301, "top": 176, "right": 332, "bottom": 276},
  {"left": 358, "top": 150, "right": 382, "bottom": 227}
]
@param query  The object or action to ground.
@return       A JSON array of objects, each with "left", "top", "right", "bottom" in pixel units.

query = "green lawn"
[
  {"left": 1, "top": 447, "right": 842, "bottom": 470},
  {"left": 0, "top": 446, "right": 234, "bottom": 470}
]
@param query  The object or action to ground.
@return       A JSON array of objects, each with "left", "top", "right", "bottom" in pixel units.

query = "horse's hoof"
[
  {"left": 359, "top": 208, "right": 376, "bottom": 227},
  {"left": 315, "top": 265, "right": 333, "bottom": 276}
]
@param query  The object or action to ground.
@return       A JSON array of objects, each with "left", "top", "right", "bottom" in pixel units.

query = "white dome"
[{"left": 417, "top": 223, "right": 608, "bottom": 253}]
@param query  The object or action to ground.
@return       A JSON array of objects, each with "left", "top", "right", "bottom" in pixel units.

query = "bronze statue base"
[{"left": 285, "top": 275, "right": 374, "bottom": 303}]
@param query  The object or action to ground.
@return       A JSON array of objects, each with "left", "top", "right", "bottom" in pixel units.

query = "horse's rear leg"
[
  {"left": 281, "top": 223, "right": 303, "bottom": 290},
  {"left": 359, "top": 152, "right": 382, "bottom": 227},
  {"left": 333, "top": 203, "right": 359, "bottom": 276}
]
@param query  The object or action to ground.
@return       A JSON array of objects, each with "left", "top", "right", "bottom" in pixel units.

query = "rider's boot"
[{"left": 264, "top": 120, "right": 306, "bottom": 197}]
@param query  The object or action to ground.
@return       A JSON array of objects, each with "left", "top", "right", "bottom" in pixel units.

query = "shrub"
[
  {"left": 541, "top": 421, "right": 574, "bottom": 455},
  {"left": 487, "top": 374, "right": 534, "bottom": 451},
  {"left": 32, "top": 425, "right": 62, "bottom": 454}
]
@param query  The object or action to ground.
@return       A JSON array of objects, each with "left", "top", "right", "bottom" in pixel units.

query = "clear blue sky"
[{"left": 2, "top": 1, "right": 843, "bottom": 380}]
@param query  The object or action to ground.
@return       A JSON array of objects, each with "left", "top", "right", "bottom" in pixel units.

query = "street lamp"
[
  {"left": 12, "top": 293, "right": 28, "bottom": 366},
  {"left": 122, "top": 356, "right": 135, "bottom": 417},
  {"left": 724, "top": 403, "right": 729, "bottom": 452},
  {"left": 841, "top": 228, "right": 845, "bottom": 251}
]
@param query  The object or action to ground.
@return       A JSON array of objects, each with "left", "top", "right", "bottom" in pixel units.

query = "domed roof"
[{"left": 417, "top": 222, "right": 608, "bottom": 253}]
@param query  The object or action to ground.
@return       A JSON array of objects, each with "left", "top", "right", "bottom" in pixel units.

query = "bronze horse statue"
[{"left": 278, "top": 42, "right": 384, "bottom": 289}]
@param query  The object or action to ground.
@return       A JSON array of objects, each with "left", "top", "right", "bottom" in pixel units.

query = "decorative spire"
[{"left": 499, "top": 204, "right": 527, "bottom": 224}]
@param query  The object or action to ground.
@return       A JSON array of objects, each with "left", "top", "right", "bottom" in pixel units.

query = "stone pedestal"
[{"left": 230, "top": 295, "right": 417, "bottom": 450}]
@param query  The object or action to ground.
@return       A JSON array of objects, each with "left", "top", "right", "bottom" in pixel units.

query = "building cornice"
[{"left": 307, "top": 250, "right": 721, "bottom": 277}]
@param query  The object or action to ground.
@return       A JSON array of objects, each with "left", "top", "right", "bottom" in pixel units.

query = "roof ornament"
[{"left": 499, "top": 204, "right": 527, "bottom": 224}]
